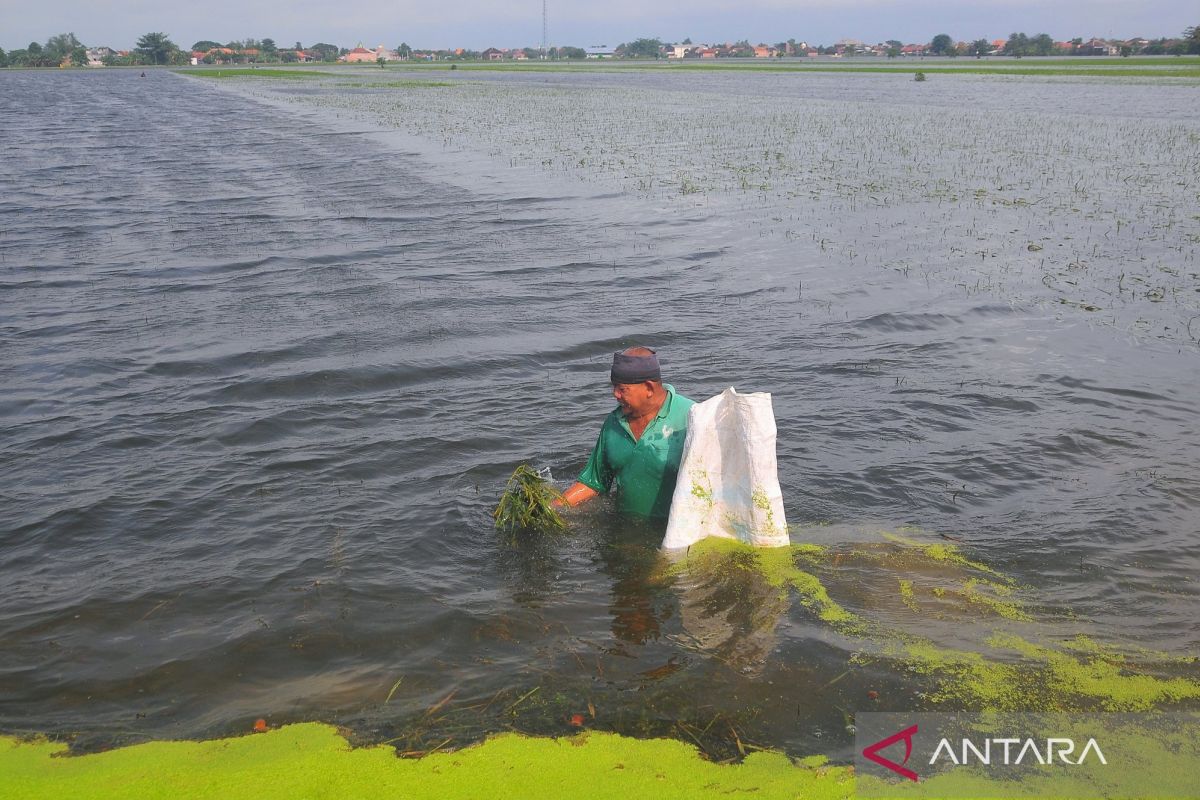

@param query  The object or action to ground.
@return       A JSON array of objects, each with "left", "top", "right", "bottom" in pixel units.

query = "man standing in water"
[{"left": 558, "top": 347, "right": 694, "bottom": 518}]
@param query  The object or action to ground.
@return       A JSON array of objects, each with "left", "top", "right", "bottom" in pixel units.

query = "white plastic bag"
[{"left": 662, "top": 388, "right": 789, "bottom": 550}]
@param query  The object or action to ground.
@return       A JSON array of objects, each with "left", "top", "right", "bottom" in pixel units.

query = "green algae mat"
[{"left": 1, "top": 722, "right": 853, "bottom": 800}]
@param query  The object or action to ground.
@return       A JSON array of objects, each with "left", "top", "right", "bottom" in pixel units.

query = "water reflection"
[
  {"left": 495, "top": 523, "right": 563, "bottom": 608},
  {"left": 595, "top": 518, "right": 672, "bottom": 648},
  {"left": 670, "top": 546, "right": 789, "bottom": 676}
]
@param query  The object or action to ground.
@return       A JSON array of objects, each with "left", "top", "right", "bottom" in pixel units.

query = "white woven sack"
[{"left": 662, "top": 387, "right": 790, "bottom": 550}]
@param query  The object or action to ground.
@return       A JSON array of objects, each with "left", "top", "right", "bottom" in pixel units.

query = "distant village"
[
  {"left": 182, "top": 32, "right": 1200, "bottom": 65},
  {"left": 2, "top": 27, "right": 1198, "bottom": 69}
]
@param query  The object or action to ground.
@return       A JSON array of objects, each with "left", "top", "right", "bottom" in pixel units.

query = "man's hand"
[{"left": 555, "top": 482, "right": 599, "bottom": 508}]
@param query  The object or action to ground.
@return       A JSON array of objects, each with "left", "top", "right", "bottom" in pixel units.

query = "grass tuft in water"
[{"left": 493, "top": 465, "right": 566, "bottom": 533}]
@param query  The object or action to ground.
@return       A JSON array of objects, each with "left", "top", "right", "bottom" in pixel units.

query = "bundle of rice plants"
[{"left": 493, "top": 464, "right": 567, "bottom": 533}]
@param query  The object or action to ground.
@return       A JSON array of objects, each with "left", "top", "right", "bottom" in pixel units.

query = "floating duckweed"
[
  {"left": 667, "top": 529, "right": 1198, "bottom": 714},
  {"left": 790, "top": 543, "right": 827, "bottom": 561},
  {"left": 1061, "top": 634, "right": 1200, "bottom": 667},
  {"left": 987, "top": 632, "right": 1200, "bottom": 711},
  {"left": 671, "top": 528, "right": 1200, "bottom": 712},
  {"left": 879, "top": 530, "right": 1009, "bottom": 581},
  {"left": 889, "top": 639, "right": 1031, "bottom": 709},
  {"left": 887, "top": 630, "right": 1200, "bottom": 712},
  {"left": 762, "top": 551, "right": 860, "bottom": 629},
  {"left": 958, "top": 578, "right": 1032, "bottom": 621},
  {"left": 670, "top": 538, "right": 862, "bottom": 631},
  {"left": 0, "top": 723, "right": 857, "bottom": 800}
]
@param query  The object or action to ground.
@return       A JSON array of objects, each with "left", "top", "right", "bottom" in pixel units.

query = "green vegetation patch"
[{"left": 0, "top": 722, "right": 855, "bottom": 800}]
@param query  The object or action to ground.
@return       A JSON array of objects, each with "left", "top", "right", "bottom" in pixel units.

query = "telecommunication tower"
[{"left": 541, "top": 0, "right": 548, "bottom": 59}]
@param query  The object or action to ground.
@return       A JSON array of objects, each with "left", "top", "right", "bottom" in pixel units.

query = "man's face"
[{"left": 612, "top": 381, "right": 656, "bottom": 418}]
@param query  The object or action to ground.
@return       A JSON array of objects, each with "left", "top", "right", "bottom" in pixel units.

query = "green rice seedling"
[{"left": 494, "top": 465, "right": 566, "bottom": 533}]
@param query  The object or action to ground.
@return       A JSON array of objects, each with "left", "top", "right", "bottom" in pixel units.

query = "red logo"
[{"left": 863, "top": 724, "right": 920, "bottom": 782}]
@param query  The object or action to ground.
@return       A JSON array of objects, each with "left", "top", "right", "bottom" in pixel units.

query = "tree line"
[
  {"left": 994, "top": 30, "right": 1197, "bottom": 57},
  {"left": 618, "top": 27, "right": 1199, "bottom": 59},
  {"left": 0, "top": 30, "right": 595, "bottom": 65},
  {"left": 3, "top": 25, "right": 1198, "bottom": 68},
  {"left": 1, "top": 33, "right": 89, "bottom": 67},
  {"left": 0, "top": 32, "right": 185, "bottom": 67},
  {"left": 188, "top": 39, "right": 345, "bottom": 63}
]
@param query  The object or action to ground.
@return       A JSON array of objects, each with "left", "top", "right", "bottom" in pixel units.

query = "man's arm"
[
  {"left": 560, "top": 421, "right": 611, "bottom": 508},
  {"left": 556, "top": 482, "right": 599, "bottom": 507}
]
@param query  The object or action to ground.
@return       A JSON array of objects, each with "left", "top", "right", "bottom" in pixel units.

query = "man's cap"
[{"left": 611, "top": 348, "right": 661, "bottom": 384}]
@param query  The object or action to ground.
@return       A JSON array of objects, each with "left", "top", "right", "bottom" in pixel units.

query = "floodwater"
[{"left": 1, "top": 67, "right": 1198, "bottom": 760}]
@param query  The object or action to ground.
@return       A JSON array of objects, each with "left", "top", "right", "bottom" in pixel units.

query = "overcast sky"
[{"left": 2, "top": 0, "right": 1193, "bottom": 51}]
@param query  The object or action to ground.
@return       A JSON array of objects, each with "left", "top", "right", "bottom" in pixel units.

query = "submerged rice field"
[
  {"left": 2, "top": 64, "right": 1198, "bottom": 793},
  {"left": 221, "top": 66, "right": 1200, "bottom": 349}
]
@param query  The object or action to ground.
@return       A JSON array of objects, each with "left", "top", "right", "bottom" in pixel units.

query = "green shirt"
[{"left": 578, "top": 384, "right": 695, "bottom": 518}]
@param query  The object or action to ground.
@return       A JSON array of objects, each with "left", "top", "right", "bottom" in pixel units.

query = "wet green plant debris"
[{"left": 493, "top": 464, "right": 567, "bottom": 534}]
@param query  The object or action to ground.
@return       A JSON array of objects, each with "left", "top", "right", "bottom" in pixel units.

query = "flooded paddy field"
[
  {"left": 241, "top": 67, "right": 1200, "bottom": 347},
  {"left": 1, "top": 66, "right": 1198, "bottom": 764}
]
